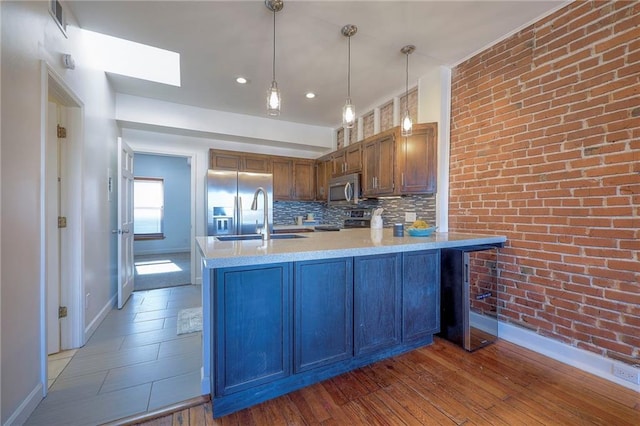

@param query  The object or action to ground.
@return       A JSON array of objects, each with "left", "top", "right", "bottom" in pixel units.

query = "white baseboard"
[
  {"left": 499, "top": 322, "right": 639, "bottom": 392},
  {"left": 84, "top": 293, "right": 117, "bottom": 342},
  {"left": 4, "top": 382, "right": 43, "bottom": 426}
]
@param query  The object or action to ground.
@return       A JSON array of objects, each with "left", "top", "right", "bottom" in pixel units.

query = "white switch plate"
[{"left": 405, "top": 212, "right": 417, "bottom": 222}]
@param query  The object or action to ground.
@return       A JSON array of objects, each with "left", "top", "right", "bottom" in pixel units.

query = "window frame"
[{"left": 133, "top": 176, "right": 165, "bottom": 241}]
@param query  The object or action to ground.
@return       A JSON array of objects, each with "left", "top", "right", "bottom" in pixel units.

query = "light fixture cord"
[
  {"left": 347, "top": 35, "right": 351, "bottom": 98},
  {"left": 405, "top": 51, "right": 409, "bottom": 107},
  {"left": 272, "top": 8, "right": 276, "bottom": 81}
]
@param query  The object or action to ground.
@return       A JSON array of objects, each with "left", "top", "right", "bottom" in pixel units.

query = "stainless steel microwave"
[{"left": 328, "top": 173, "right": 361, "bottom": 206}]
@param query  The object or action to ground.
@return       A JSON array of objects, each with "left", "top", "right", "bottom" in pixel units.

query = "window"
[{"left": 134, "top": 177, "right": 164, "bottom": 240}]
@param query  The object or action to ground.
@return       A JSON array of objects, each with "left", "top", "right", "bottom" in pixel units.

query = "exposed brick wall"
[
  {"left": 450, "top": 0, "right": 640, "bottom": 363},
  {"left": 363, "top": 110, "right": 375, "bottom": 139}
]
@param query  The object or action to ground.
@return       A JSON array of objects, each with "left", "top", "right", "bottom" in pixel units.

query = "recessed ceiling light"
[
  {"left": 305, "top": 92, "right": 316, "bottom": 99},
  {"left": 236, "top": 77, "right": 248, "bottom": 84}
]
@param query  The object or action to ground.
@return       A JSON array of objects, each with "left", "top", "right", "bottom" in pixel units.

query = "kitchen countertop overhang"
[{"left": 197, "top": 229, "right": 506, "bottom": 269}]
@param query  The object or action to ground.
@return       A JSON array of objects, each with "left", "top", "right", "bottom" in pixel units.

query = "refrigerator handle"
[{"left": 237, "top": 196, "right": 243, "bottom": 234}]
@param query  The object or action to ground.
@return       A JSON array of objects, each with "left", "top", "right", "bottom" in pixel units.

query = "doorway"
[
  {"left": 42, "top": 65, "right": 85, "bottom": 393},
  {"left": 132, "top": 153, "right": 193, "bottom": 291}
]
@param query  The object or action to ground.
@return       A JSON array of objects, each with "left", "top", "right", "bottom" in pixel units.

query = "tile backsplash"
[{"left": 274, "top": 194, "right": 436, "bottom": 228}]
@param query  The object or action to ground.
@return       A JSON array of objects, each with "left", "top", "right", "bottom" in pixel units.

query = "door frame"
[
  {"left": 40, "top": 62, "right": 85, "bottom": 395},
  {"left": 128, "top": 145, "right": 198, "bottom": 286}
]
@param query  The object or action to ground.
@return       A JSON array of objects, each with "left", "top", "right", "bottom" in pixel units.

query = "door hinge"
[
  {"left": 58, "top": 306, "right": 68, "bottom": 318},
  {"left": 57, "top": 125, "right": 67, "bottom": 138},
  {"left": 58, "top": 216, "right": 67, "bottom": 228}
]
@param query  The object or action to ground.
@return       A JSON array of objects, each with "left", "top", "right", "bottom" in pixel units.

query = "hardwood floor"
[{"left": 121, "top": 337, "right": 639, "bottom": 425}]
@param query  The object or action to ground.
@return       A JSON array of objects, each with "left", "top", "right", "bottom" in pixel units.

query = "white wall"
[
  {"left": 418, "top": 66, "right": 451, "bottom": 232},
  {"left": 1, "top": 1, "right": 118, "bottom": 423},
  {"left": 117, "top": 94, "right": 335, "bottom": 156}
]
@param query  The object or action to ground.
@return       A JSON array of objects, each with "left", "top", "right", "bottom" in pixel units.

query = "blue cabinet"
[
  {"left": 214, "top": 263, "right": 292, "bottom": 396},
  {"left": 402, "top": 250, "right": 440, "bottom": 342},
  {"left": 210, "top": 252, "right": 440, "bottom": 417},
  {"left": 294, "top": 258, "right": 353, "bottom": 372},
  {"left": 354, "top": 253, "right": 402, "bottom": 356}
]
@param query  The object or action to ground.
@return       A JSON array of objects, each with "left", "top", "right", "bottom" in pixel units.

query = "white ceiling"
[{"left": 67, "top": 0, "right": 566, "bottom": 129}]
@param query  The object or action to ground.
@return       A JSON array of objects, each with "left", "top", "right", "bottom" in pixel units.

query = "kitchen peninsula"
[{"left": 196, "top": 229, "right": 506, "bottom": 417}]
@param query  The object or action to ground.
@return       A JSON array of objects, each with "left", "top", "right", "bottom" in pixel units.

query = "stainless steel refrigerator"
[{"left": 206, "top": 170, "right": 273, "bottom": 236}]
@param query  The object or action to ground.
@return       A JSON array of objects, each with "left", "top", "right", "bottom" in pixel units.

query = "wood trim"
[{"left": 102, "top": 395, "right": 211, "bottom": 426}]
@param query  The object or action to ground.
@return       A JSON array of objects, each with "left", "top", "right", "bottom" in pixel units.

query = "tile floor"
[
  {"left": 26, "top": 285, "right": 203, "bottom": 426},
  {"left": 47, "top": 349, "right": 78, "bottom": 389}
]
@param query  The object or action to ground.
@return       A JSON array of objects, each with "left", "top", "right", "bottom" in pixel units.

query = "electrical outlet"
[
  {"left": 612, "top": 364, "right": 640, "bottom": 384},
  {"left": 405, "top": 212, "right": 417, "bottom": 223}
]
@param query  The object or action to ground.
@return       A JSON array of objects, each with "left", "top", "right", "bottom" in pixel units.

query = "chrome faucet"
[{"left": 250, "top": 187, "right": 270, "bottom": 241}]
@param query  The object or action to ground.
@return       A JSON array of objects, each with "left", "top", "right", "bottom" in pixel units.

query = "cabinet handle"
[{"left": 401, "top": 173, "right": 404, "bottom": 186}]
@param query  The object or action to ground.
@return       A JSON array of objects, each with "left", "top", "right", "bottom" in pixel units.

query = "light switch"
[{"left": 405, "top": 212, "right": 417, "bottom": 222}]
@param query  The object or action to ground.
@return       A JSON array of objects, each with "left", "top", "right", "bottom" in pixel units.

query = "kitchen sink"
[{"left": 216, "top": 234, "right": 308, "bottom": 241}]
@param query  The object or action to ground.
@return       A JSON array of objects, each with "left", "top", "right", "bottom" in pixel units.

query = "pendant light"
[
  {"left": 341, "top": 24, "right": 357, "bottom": 128},
  {"left": 266, "top": 0, "right": 283, "bottom": 116},
  {"left": 400, "top": 45, "right": 415, "bottom": 136}
]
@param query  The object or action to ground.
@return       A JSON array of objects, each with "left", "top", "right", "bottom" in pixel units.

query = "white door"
[
  {"left": 46, "top": 102, "right": 61, "bottom": 354},
  {"left": 117, "top": 137, "right": 135, "bottom": 308}
]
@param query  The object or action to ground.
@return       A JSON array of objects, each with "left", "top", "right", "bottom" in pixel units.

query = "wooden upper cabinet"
[
  {"left": 315, "top": 157, "right": 330, "bottom": 201},
  {"left": 344, "top": 144, "right": 362, "bottom": 174},
  {"left": 209, "top": 149, "right": 270, "bottom": 172},
  {"left": 331, "top": 143, "right": 362, "bottom": 177},
  {"left": 273, "top": 158, "right": 317, "bottom": 201},
  {"left": 272, "top": 158, "right": 294, "bottom": 201},
  {"left": 209, "top": 150, "right": 242, "bottom": 170},
  {"left": 243, "top": 154, "right": 271, "bottom": 173},
  {"left": 293, "top": 160, "right": 315, "bottom": 201},
  {"left": 362, "top": 131, "right": 395, "bottom": 197},
  {"left": 330, "top": 149, "right": 346, "bottom": 177},
  {"left": 396, "top": 123, "right": 437, "bottom": 194}
]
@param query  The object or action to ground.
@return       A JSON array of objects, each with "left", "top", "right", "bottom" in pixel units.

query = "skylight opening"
[{"left": 79, "top": 29, "right": 181, "bottom": 86}]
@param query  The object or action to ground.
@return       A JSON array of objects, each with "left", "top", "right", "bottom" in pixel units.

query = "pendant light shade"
[
  {"left": 401, "top": 45, "right": 415, "bottom": 136},
  {"left": 266, "top": 0, "right": 283, "bottom": 116},
  {"left": 341, "top": 24, "right": 357, "bottom": 128}
]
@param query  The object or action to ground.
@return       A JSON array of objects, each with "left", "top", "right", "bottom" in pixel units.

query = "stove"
[{"left": 343, "top": 208, "right": 373, "bottom": 228}]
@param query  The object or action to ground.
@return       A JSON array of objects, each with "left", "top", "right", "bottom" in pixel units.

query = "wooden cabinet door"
[
  {"left": 402, "top": 250, "right": 440, "bottom": 343},
  {"left": 315, "top": 159, "right": 330, "bottom": 201},
  {"left": 354, "top": 253, "right": 402, "bottom": 356},
  {"left": 294, "top": 258, "right": 353, "bottom": 373},
  {"left": 293, "top": 160, "right": 315, "bottom": 201},
  {"left": 214, "top": 263, "right": 292, "bottom": 396},
  {"left": 344, "top": 144, "right": 362, "bottom": 174},
  {"left": 362, "top": 141, "right": 377, "bottom": 196},
  {"left": 375, "top": 135, "right": 395, "bottom": 195},
  {"left": 272, "top": 158, "right": 293, "bottom": 200},
  {"left": 362, "top": 134, "right": 394, "bottom": 197},
  {"left": 243, "top": 154, "right": 271, "bottom": 173},
  {"left": 397, "top": 123, "right": 437, "bottom": 194},
  {"left": 331, "top": 149, "right": 346, "bottom": 177},
  {"left": 209, "top": 150, "right": 241, "bottom": 170}
]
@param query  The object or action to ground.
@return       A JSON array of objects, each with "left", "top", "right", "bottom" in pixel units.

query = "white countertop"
[{"left": 196, "top": 229, "right": 506, "bottom": 269}]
